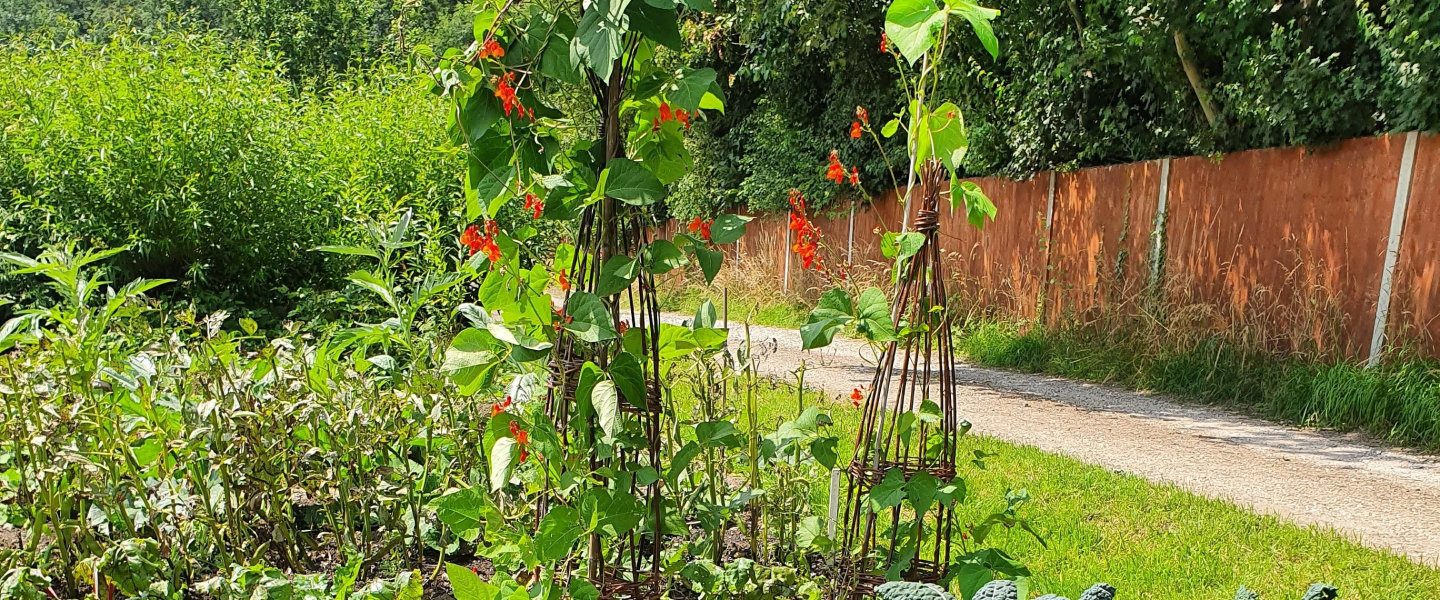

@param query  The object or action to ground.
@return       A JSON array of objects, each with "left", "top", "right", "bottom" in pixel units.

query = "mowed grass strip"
[{"left": 679, "top": 380, "right": 1440, "bottom": 599}]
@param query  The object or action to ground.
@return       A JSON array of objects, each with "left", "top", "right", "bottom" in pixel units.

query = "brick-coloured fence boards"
[{"left": 660, "top": 132, "right": 1437, "bottom": 363}]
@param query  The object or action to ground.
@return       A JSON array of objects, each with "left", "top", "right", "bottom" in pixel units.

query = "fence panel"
[
  {"left": 936, "top": 175, "right": 1051, "bottom": 319},
  {"left": 1390, "top": 133, "right": 1440, "bottom": 354},
  {"left": 1043, "top": 162, "right": 1162, "bottom": 323},
  {"left": 1164, "top": 136, "right": 1405, "bottom": 356}
]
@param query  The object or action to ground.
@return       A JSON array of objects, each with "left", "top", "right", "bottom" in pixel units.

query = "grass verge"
[
  {"left": 959, "top": 321, "right": 1440, "bottom": 451},
  {"left": 699, "top": 380, "right": 1440, "bottom": 599}
]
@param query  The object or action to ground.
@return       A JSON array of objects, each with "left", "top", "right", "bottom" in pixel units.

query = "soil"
[{"left": 670, "top": 314, "right": 1440, "bottom": 566}]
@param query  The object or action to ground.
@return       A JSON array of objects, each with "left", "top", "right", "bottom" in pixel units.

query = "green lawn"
[{"left": 688, "top": 380, "right": 1440, "bottom": 599}]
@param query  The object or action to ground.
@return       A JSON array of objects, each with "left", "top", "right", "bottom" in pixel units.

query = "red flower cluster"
[
  {"left": 825, "top": 150, "right": 847, "bottom": 184},
  {"left": 491, "top": 395, "right": 513, "bottom": 417},
  {"left": 856, "top": 106, "right": 869, "bottom": 124},
  {"left": 825, "top": 150, "right": 862, "bottom": 188},
  {"left": 852, "top": 106, "right": 869, "bottom": 139},
  {"left": 461, "top": 221, "right": 502, "bottom": 263},
  {"left": 652, "top": 101, "right": 692, "bottom": 131},
  {"left": 556, "top": 268, "right": 571, "bottom": 292},
  {"left": 880, "top": 33, "right": 889, "bottom": 54},
  {"left": 478, "top": 38, "right": 505, "bottom": 60},
  {"left": 688, "top": 217, "right": 713, "bottom": 241},
  {"left": 850, "top": 387, "right": 863, "bottom": 408},
  {"left": 523, "top": 193, "right": 544, "bottom": 219},
  {"left": 509, "top": 420, "right": 530, "bottom": 462},
  {"left": 850, "top": 122, "right": 863, "bottom": 139},
  {"left": 553, "top": 307, "right": 573, "bottom": 332},
  {"left": 494, "top": 73, "right": 528, "bottom": 118},
  {"left": 617, "top": 320, "right": 629, "bottom": 335},
  {"left": 788, "top": 190, "right": 824, "bottom": 271}
]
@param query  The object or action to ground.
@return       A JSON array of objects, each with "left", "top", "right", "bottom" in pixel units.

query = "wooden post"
[
  {"left": 1369, "top": 131, "right": 1420, "bottom": 367},
  {"left": 1039, "top": 171, "right": 1058, "bottom": 323}
]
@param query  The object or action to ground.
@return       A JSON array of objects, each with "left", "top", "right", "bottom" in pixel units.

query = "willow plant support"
[
  {"left": 834, "top": 160, "right": 960, "bottom": 600},
  {"left": 543, "top": 54, "right": 667, "bottom": 598}
]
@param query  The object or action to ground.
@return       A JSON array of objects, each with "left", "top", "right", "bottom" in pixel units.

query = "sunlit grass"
[{"left": 676, "top": 377, "right": 1440, "bottom": 599}]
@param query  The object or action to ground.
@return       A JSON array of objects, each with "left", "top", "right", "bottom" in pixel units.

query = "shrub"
[{"left": 0, "top": 30, "right": 458, "bottom": 305}]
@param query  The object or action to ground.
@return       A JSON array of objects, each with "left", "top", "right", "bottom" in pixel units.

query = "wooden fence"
[{"left": 659, "top": 132, "right": 1440, "bottom": 362}]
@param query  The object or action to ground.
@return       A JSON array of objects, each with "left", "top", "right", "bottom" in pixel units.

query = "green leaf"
[
  {"left": 435, "top": 488, "right": 488, "bottom": 534},
  {"left": 472, "top": 8, "right": 498, "bottom": 40},
  {"left": 569, "top": 580, "right": 600, "bottom": 600},
  {"left": 956, "top": 562, "right": 993, "bottom": 599},
  {"left": 955, "top": 180, "right": 997, "bottom": 229},
  {"left": 447, "top": 563, "right": 499, "bottom": 600},
  {"left": 564, "top": 292, "right": 617, "bottom": 342},
  {"left": 314, "top": 245, "right": 380, "bottom": 259},
  {"left": 694, "top": 299, "right": 717, "bottom": 329},
  {"left": 583, "top": 487, "right": 645, "bottom": 538},
  {"left": 795, "top": 515, "right": 831, "bottom": 550},
  {"left": 540, "top": 14, "right": 582, "bottom": 84},
  {"left": 952, "top": 1, "right": 1001, "bottom": 59},
  {"left": 695, "top": 420, "right": 740, "bottom": 448},
  {"left": 593, "top": 380, "right": 620, "bottom": 440},
  {"left": 644, "top": 240, "right": 687, "bottom": 274},
  {"left": 489, "top": 437, "right": 518, "bottom": 491},
  {"left": 595, "top": 254, "right": 640, "bottom": 297},
  {"left": 691, "top": 243, "right": 722, "bottom": 283},
  {"left": 603, "top": 158, "right": 666, "bottom": 205},
  {"left": 885, "top": 0, "right": 948, "bottom": 65},
  {"left": 709, "top": 214, "right": 752, "bottom": 245},
  {"left": 867, "top": 468, "right": 907, "bottom": 513},
  {"left": 811, "top": 288, "right": 856, "bottom": 321},
  {"left": 625, "top": 2, "right": 682, "bottom": 49},
  {"left": 854, "top": 287, "right": 897, "bottom": 342},
  {"left": 669, "top": 68, "right": 717, "bottom": 112},
  {"left": 905, "top": 471, "right": 939, "bottom": 518},
  {"left": 800, "top": 318, "right": 843, "bottom": 350},
  {"left": 881, "top": 118, "right": 901, "bottom": 138},
  {"left": 573, "top": 0, "right": 631, "bottom": 80},
  {"left": 811, "top": 436, "right": 838, "bottom": 469},
  {"left": 460, "top": 90, "right": 504, "bottom": 146},
  {"left": 668, "top": 441, "right": 700, "bottom": 487},
  {"left": 609, "top": 352, "right": 648, "bottom": 410},
  {"left": 927, "top": 102, "right": 968, "bottom": 173},
  {"left": 534, "top": 506, "right": 584, "bottom": 562},
  {"left": 881, "top": 232, "right": 926, "bottom": 261}
]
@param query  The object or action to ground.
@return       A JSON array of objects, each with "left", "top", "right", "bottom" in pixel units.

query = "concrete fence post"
[
  {"left": 1149, "top": 158, "right": 1172, "bottom": 291},
  {"left": 1038, "top": 171, "right": 1057, "bottom": 323},
  {"left": 1368, "top": 131, "right": 1420, "bottom": 367},
  {"left": 847, "top": 201, "right": 856, "bottom": 265}
]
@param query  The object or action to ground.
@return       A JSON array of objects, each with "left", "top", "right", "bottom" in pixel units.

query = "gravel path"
[{"left": 663, "top": 313, "right": 1440, "bottom": 565}]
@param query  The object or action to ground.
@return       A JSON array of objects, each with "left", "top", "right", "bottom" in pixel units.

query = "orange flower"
[
  {"left": 515, "top": 428, "right": 529, "bottom": 445},
  {"left": 492, "top": 395, "right": 513, "bottom": 417},
  {"left": 851, "top": 388, "right": 863, "bottom": 408},
  {"left": 787, "top": 189, "right": 825, "bottom": 272},
  {"left": 659, "top": 102, "right": 674, "bottom": 122},
  {"left": 880, "top": 33, "right": 889, "bottom": 53},
  {"left": 676, "top": 109, "right": 691, "bottom": 129},
  {"left": 494, "top": 73, "right": 522, "bottom": 117},
  {"left": 850, "top": 122, "right": 862, "bottom": 138},
  {"left": 478, "top": 38, "right": 505, "bottom": 60},
  {"left": 856, "top": 106, "right": 868, "bottom": 124},
  {"left": 825, "top": 150, "right": 846, "bottom": 184},
  {"left": 557, "top": 268, "right": 571, "bottom": 292},
  {"left": 461, "top": 224, "right": 482, "bottom": 254},
  {"left": 849, "top": 167, "right": 861, "bottom": 186},
  {"left": 519, "top": 448, "right": 530, "bottom": 463},
  {"left": 523, "top": 193, "right": 544, "bottom": 219},
  {"left": 617, "top": 320, "right": 629, "bottom": 335}
]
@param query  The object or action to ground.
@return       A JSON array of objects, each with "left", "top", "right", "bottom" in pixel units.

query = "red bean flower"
[
  {"left": 478, "top": 38, "right": 505, "bottom": 60},
  {"left": 825, "top": 150, "right": 847, "bottom": 184},
  {"left": 523, "top": 193, "right": 544, "bottom": 219},
  {"left": 851, "top": 388, "right": 863, "bottom": 408},
  {"left": 880, "top": 33, "right": 889, "bottom": 54},
  {"left": 557, "top": 268, "right": 571, "bottom": 292},
  {"left": 494, "top": 73, "right": 523, "bottom": 117},
  {"left": 856, "top": 106, "right": 869, "bottom": 124},
  {"left": 850, "top": 122, "right": 863, "bottom": 139}
]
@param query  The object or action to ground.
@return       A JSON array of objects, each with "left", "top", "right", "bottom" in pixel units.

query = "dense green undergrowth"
[
  {"left": 958, "top": 321, "right": 1440, "bottom": 450},
  {"left": 0, "top": 31, "right": 470, "bottom": 308}
]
